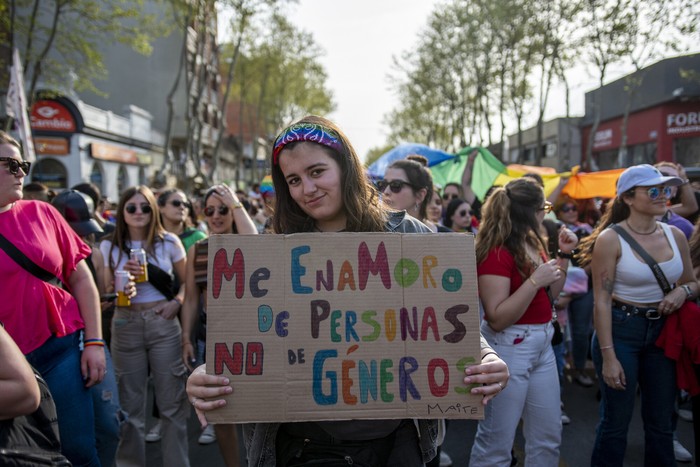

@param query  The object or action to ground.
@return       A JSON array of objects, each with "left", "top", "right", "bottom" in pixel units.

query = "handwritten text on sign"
[{"left": 205, "top": 233, "right": 482, "bottom": 423}]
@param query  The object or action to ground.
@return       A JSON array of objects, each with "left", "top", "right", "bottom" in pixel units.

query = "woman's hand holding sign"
[
  {"left": 187, "top": 364, "right": 232, "bottom": 427},
  {"left": 464, "top": 352, "right": 510, "bottom": 405}
]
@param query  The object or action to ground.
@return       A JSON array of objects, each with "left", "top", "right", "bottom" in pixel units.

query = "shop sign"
[
  {"left": 34, "top": 137, "right": 69, "bottom": 155},
  {"left": 667, "top": 111, "right": 700, "bottom": 135},
  {"left": 593, "top": 128, "right": 613, "bottom": 149},
  {"left": 90, "top": 142, "right": 139, "bottom": 164},
  {"left": 30, "top": 100, "right": 76, "bottom": 132}
]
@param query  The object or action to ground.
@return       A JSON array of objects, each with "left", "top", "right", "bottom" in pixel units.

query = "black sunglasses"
[
  {"left": 0, "top": 157, "right": 31, "bottom": 175},
  {"left": 376, "top": 179, "right": 414, "bottom": 193},
  {"left": 125, "top": 203, "right": 153, "bottom": 214},
  {"left": 560, "top": 205, "right": 577, "bottom": 213},
  {"left": 442, "top": 193, "right": 458, "bottom": 201},
  {"left": 204, "top": 205, "right": 229, "bottom": 217},
  {"left": 458, "top": 209, "right": 470, "bottom": 217},
  {"left": 169, "top": 199, "right": 191, "bottom": 209}
]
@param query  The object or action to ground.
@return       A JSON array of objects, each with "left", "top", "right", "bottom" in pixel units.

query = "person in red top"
[
  {"left": 469, "top": 177, "right": 578, "bottom": 467},
  {"left": 0, "top": 130, "right": 105, "bottom": 466}
]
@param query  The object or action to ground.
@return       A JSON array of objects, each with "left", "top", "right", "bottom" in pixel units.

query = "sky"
[
  {"left": 259, "top": 1, "right": 692, "bottom": 161},
  {"left": 284, "top": 0, "right": 605, "bottom": 160},
  {"left": 286, "top": 0, "right": 451, "bottom": 160}
]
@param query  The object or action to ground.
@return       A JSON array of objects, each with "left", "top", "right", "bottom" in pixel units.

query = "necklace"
[{"left": 625, "top": 221, "right": 657, "bottom": 235}]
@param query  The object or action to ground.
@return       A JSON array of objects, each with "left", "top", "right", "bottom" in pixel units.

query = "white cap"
[{"left": 616, "top": 164, "right": 683, "bottom": 195}]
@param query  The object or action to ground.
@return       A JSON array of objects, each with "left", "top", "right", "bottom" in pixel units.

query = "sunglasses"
[
  {"left": 458, "top": 209, "right": 471, "bottom": 217},
  {"left": 125, "top": 203, "right": 152, "bottom": 214},
  {"left": 168, "top": 199, "right": 191, "bottom": 209},
  {"left": 442, "top": 193, "right": 458, "bottom": 201},
  {"left": 560, "top": 205, "right": 577, "bottom": 213},
  {"left": 376, "top": 179, "right": 414, "bottom": 193},
  {"left": 0, "top": 157, "right": 31, "bottom": 175},
  {"left": 204, "top": 205, "right": 229, "bottom": 217},
  {"left": 640, "top": 185, "right": 672, "bottom": 200},
  {"left": 538, "top": 201, "right": 553, "bottom": 214}
]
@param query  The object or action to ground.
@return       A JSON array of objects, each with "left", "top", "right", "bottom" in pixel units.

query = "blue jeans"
[
  {"left": 90, "top": 346, "right": 124, "bottom": 467},
  {"left": 591, "top": 307, "right": 676, "bottom": 467},
  {"left": 26, "top": 332, "right": 101, "bottom": 467},
  {"left": 569, "top": 289, "right": 593, "bottom": 371}
]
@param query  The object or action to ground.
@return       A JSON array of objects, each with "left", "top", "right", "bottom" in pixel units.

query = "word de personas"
[{"left": 205, "top": 233, "right": 483, "bottom": 423}]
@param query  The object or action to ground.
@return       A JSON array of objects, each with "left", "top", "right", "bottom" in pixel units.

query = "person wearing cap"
[
  {"left": 577, "top": 164, "right": 698, "bottom": 467},
  {"left": 73, "top": 182, "right": 116, "bottom": 241},
  {"left": 52, "top": 189, "right": 130, "bottom": 467},
  {"left": 0, "top": 131, "right": 105, "bottom": 466}
]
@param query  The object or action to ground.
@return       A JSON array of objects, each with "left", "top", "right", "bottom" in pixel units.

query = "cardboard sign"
[{"left": 205, "top": 233, "right": 483, "bottom": 423}]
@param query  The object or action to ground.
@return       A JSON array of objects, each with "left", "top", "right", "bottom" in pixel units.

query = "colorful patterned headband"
[{"left": 272, "top": 122, "right": 344, "bottom": 164}]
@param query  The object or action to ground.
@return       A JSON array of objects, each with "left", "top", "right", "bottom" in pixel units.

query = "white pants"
[{"left": 469, "top": 321, "right": 562, "bottom": 467}]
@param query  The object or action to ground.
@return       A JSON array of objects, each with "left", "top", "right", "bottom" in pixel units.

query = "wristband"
[
  {"left": 84, "top": 338, "right": 105, "bottom": 347},
  {"left": 231, "top": 201, "right": 244, "bottom": 210},
  {"left": 557, "top": 250, "right": 574, "bottom": 260},
  {"left": 599, "top": 345, "right": 614, "bottom": 351},
  {"left": 528, "top": 276, "right": 538, "bottom": 287},
  {"left": 681, "top": 284, "right": 693, "bottom": 299},
  {"left": 481, "top": 351, "right": 499, "bottom": 361}
]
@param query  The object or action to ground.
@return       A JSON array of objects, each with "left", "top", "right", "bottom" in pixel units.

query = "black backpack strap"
[
  {"left": 0, "top": 232, "right": 62, "bottom": 287},
  {"left": 611, "top": 223, "right": 672, "bottom": 294}
]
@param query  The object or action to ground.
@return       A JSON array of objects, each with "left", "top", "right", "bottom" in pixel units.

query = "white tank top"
[{"left": 613, "top": 222, "right": 683, "bottom": 303}]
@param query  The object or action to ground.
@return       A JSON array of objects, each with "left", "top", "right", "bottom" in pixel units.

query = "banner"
[
  {"left": 205, "top": 233, "right": 483, "bottom": 423},
  {"left": 6, "top": 49, "right": 36, "bottom": 162}
]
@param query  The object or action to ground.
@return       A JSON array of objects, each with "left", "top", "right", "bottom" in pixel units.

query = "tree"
[
  {"left": 223, "top": 12, "right": 334, "bottom": 183},
  {"left": 10, "top": 0, "right": 166, "bottom": 105},
  {"left": 580, "top": 0, "right": 636, "bottom": 170},
  {"left": 385, "top": 0, "right": 544, "bottom": 157},
  {"left": 614, "top": 0, "right": 698, "bottom": 167}
]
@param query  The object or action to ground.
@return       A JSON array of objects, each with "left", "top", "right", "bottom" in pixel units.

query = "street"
[{"left": 146, "top": 368, "right": 696, "bottom": 466}]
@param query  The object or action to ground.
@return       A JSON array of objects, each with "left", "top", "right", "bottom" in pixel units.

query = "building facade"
[
  {"left": 580, "top": 53, "right": 700, "bottom": 171},
  {"left": 29, "top": 94, "right": 163, "bottom": 201},
  {"left": 506, "top": 117, "right": 582, "bottom": 171}
]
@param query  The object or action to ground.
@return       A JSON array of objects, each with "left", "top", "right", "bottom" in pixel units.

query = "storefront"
[
  {"left": 579, "top": 54, "right": 700, "bottom": 171},
  {"left": 29, "top": 94, "right": 163, "bottom": 201}
]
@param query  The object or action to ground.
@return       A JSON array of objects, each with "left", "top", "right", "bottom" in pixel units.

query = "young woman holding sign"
[{"left": 186, "top": 116, "right": 509, "bottom": 466}]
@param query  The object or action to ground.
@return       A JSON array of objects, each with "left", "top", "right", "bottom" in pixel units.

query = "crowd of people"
[{"left": 1, "top": 117, "right": 700, "bottom": 467}]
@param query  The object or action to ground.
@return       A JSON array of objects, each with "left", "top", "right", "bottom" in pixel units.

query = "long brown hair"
[
  {"left": 108, "top": 185, "right": 165, "bottom": 270},
  {"left": 576, "top": 194, "right": 632, "bottom": 267},
  {"left": 271, "top": 115, "right": 387, "bottom": 233},
  {"left": 475, "top": 178, "right": 548, "bottom": 276}
]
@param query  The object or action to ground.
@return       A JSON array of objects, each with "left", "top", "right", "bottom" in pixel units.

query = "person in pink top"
[{"left": 0, "top": 131, "right": 105, "bottom": 466}]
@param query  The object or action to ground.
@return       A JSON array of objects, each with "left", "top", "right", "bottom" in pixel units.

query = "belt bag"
[{"left": 147, "top": 263, "right": 176, "bottom": 301}]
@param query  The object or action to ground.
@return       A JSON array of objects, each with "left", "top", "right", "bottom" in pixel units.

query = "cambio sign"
[
  {"left": 30, "top": 100, "right": 76, "bottom": 132},
  {"left": 667, "top": 111, "right": 700, "bottom": 135}
]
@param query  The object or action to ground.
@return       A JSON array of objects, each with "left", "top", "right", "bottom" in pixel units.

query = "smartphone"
[{"left": 101, "top": 293, "right": 117, "bottom": 302}]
